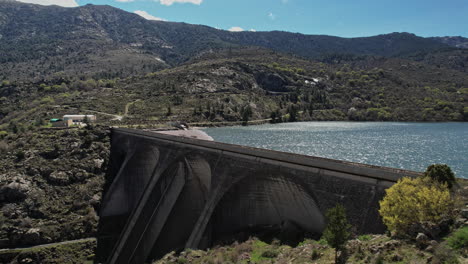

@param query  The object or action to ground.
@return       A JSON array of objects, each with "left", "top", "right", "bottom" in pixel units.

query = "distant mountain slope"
[
  {"left": 0, "top": 0, "right": 459, "bottom": 80},
  {"left": 1, "top": 48, "right": 466, "bottom": 128},
  {"left": 431, "top": 36, "right": 468, "bottom": 49}
]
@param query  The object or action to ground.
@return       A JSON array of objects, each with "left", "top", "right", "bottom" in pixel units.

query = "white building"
[{"left": 63, "top": 115, "right": 96, "bottom": 127}]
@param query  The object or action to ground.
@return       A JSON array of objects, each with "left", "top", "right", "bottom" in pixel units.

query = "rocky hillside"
[
  {"left": 0, "top": 126, "right": 109, "bottom": 248},
  {"left": 1, "top": 48, "right": 467, "bottom": 131},
  {"left": 0, "top": 1, "right": 464, "bottom": 81},
  {"left": 431, "top": 36, "right": 468, "bottom": 49}
]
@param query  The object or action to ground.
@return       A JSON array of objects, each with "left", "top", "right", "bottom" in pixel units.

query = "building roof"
[
  {"left": 50, "top": 118, "right": 62, "bottom": 122},
  {"left": 63, "top": 115, "right": 95, "bottom": 118}
]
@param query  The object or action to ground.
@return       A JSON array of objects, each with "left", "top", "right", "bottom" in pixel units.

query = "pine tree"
[{"left": 322, "top": 204, "right": 351, "bottom": 264}]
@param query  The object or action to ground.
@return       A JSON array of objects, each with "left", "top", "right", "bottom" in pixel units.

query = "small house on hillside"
[{"left": 63, "top": 115, "right": 96, "bottom": 127}]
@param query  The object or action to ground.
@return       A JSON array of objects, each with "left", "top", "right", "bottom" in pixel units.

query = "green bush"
[
  {"left": 357, "top": 234, "right": 372, "bottom": 241},
  {"left": 40, "top": 96, "right": 55, "bottom": 104},
  {"left": 261, "top": 249, "right": 278, "bottom": 258},
  {"left": 0, "top": 130, "right": 7, "bottom": 139},
  {"left": 446, "top": 227, "right": 468, "bottom": 250},
  {"left": 379, "top": 177, "right": 455, "bottom": 237},
  {"left": 423, "top": 164, "right": 456, "bottom": 189}
]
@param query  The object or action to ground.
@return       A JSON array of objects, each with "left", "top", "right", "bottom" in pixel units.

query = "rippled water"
[{"left": 203, "top": 122, "right": 468, "bottom": 179}]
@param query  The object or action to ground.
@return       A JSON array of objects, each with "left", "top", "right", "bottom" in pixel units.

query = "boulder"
[
  {"left": 461, "top": 209, "right": 468, "bottom": 218},
  {"left": 90, "top": 194, "right": 101, "bottom": 207},
  {"left": 416, "top": 233, "right": 429, "bottom": 248},
  {"left": 408, "top": 219, "right": 453, "bottom": 240},
  {"left": 455, "top": 218, "right": 466, "bottom": 228},
  {"left": 383, "top": 240, "right": 401, "bottom": 250},
  {"left": 93, "top": 158, "right": 104, "bottom": 170},
  {"left": 73, "top": 170, "right": 89, "bottom": 182},
  {"left": 425, "top": 245, "right": 435, "bottom": 253},
  {"left": 0, "top": 177, "right": 30, "bottom": 203},
  {"left": 19, "top": 258, "right": 34, "bottom": 264},
  {"left": 23, "top": 228, "right": 41, "bottom": 245},
  {"left": 47, "top": 171, "right": 70, "bottom": 185}
]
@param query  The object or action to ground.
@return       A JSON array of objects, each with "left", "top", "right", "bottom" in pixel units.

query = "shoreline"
[{"left": 189, "top": 119, "right": 468, "bottom": 130}]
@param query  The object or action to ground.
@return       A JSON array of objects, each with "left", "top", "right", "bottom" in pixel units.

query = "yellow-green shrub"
[{"left": 379, "top": 177, "right": 455, "bottom": 237}]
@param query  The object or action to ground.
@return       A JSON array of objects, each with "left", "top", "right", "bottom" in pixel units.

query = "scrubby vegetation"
[
  {"left": 0, "top": 126, "right": 109, "bottom": 248},
  {"left": 153, "top": 233, "right": 467, "bottom": 264},
  {"left": 150, "top": 177, "right": 468, "bottom": 264},
  {"left": 1, "top": 49, "right": 467, "bottom": 133},
  {"left": 0, "top": 238, "right": 96, "bottom": 264},
  {"left": 379, "top": 177, "right": 456, "bottom": 238},
  {"left": 446, "top": 227, "right": 468, "bottom": 253}
]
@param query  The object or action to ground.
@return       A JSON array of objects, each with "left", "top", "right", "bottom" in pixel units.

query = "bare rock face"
[
  {"left": 46, "top": 171, "right": 71, "bottom": 185},
  {"left": 254, "top": 71, "right": 289, "bottom": 92},
  {"left": 0, "top": 175, "right": 30, "bottom": 203}
]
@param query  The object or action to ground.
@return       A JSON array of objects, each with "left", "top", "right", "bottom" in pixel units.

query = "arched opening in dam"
[{"left": 211, "top": 173, "right": 326, "bottom": 246}]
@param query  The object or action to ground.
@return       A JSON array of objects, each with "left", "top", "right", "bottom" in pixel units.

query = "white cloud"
[
  {"left": 15, "top": 0, "right": 78, "bottom": 7},
  {"left": 134, "top": 10, "right": 166, "bottom": 21},
  {"left": 268, "top": 12, "right": 276, "bottom": 20},
  {"left": 249, "top": 29, "right": 256, "bottom": 32},
  {"left": 159, "top": 0, "right": 202, "bottom": 6},
  {"left": 228, "top": 26, "right": 244, "bottom": 32}
]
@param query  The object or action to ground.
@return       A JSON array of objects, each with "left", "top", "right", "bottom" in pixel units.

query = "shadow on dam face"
[
  {"left": 96, "top": 128, "right": 420, "bottom": 264},
  {"left": 211, "top": 173, "right": 325, "bottom": 246}
]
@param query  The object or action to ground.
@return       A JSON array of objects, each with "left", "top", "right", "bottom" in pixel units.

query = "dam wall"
[{"left": 96, "top": 128, "right": 421, "bottom": 263}]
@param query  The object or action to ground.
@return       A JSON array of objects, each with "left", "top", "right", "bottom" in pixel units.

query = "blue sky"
[{"left": 17, "top": 0, "right": 468, "bottom": 37}]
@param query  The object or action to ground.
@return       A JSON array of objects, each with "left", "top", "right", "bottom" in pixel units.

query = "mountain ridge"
[{"left": 0, "top": 1, "right": 465, "bottom": 81}]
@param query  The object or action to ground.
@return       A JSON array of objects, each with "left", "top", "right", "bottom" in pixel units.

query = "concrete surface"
[{"left": 96, "top": 128, "right": 421, "bottom": 264}]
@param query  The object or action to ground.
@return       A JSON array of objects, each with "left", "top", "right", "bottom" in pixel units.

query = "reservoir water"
[{"left": 203, "top": 122, "right": 468, "bottom": 179}]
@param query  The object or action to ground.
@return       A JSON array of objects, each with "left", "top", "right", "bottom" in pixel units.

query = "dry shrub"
[{"left": 0, "top": 140, "right": 9, "bottom": 153}]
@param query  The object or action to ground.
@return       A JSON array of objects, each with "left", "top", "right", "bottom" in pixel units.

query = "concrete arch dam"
[{"left": 96, "top": 128, "right": 420, "bottom": 264}]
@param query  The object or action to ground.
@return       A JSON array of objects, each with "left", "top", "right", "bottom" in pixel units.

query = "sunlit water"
[{"left": 203, "top": 122, "right": 468, "bottom": 179}]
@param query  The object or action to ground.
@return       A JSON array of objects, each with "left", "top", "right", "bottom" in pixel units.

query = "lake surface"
[{"left": 203, "top": 122, "right": 468, "bottom": 179}]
